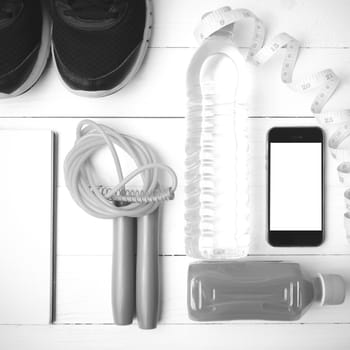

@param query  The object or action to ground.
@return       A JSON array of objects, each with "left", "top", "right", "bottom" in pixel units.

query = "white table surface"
[{"left": 1, "top": 0, "right": 350, "bottom": 348}]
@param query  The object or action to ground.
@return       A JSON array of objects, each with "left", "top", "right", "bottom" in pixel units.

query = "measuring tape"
[{"left": 195, "top": 7, "right": 350, "bottom": 241}]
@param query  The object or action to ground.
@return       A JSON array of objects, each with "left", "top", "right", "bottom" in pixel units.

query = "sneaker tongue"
[
  {"left": 61, "top": 0, "right": 123, "bottom": 21},
  {"left": 0, "top": 0, "right": 22, "bottom": 21}
]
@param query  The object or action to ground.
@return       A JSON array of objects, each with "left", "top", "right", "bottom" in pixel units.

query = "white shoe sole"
[
  {"left": 0, "top": 1, "right": 51, "bottom": 99},
  {"left": 52, "top": 0, "right": 153, "bottom": 98}
]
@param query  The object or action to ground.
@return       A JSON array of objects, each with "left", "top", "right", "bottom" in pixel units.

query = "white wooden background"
[{"left": 1, "top": 0, "right": 350, "bottom": 348}]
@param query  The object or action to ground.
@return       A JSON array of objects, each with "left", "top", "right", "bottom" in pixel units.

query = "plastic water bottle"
[
  {"left": 188, "top": 261, "right": 346, "bottom": 321},
  {"left": 185, "top": 11, "right": 250, "bottom": 259}
]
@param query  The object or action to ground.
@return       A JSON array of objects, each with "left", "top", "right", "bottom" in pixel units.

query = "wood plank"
[
  {"left": 151, "top": 0, "right": 350, "bottom": 48},
  {"left": 57, "top": 185, "right": 349, "bottom": 256},
  {"left": 0, "top": 324, "right": 349, "bottom": 350},
  {"left": 1, "top": 48, "right": 350, "bottom": 117},
  {"left": 0, "top": 117, "right": 348, "bottom": 255},
  {"left": 0, "top": 112, "right": 346, "bottom": 189},
  {"left": 55, "top": 255, "right": 350, "bottom": 324}
]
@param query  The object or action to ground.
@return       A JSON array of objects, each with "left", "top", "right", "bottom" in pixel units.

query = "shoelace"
[{"left": 63, "top": 0, "right": 127, "bottom": 20}]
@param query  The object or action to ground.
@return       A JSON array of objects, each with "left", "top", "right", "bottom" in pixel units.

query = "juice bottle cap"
[{"left": 318, "top": 273, "right": 346, "bottom": 306}]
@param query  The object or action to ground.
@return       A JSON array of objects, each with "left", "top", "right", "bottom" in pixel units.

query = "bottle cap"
[
  {"left": 201, "top": 7, "right": 231, "bottom": 21},
  {"left": 317, "top": 274, "right": 346, "bottom": 306}
]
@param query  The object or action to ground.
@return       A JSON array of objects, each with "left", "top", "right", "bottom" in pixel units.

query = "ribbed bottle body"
[{"left": 185, "top": 37, "right": 250, "bottom": 259}]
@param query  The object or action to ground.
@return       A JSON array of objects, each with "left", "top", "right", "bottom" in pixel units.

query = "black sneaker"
[
  {"left": 51, "top": 0, "right": 152, "bottom": 97},
  {"left": 0, "top": 0, "right": 51, "bottom": 98}
]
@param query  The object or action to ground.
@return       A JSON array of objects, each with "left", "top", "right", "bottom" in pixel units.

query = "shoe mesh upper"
[
  {"left": 0, "top": 0, "right": 42, "bottom": 77},
  {"left": 52, "top": 0, "right": 147, "bottom": 79}
]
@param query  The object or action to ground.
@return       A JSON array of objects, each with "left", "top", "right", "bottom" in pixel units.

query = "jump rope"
[
  {"left": 195, "top": 7, "right": 350, "bottom": 240},
  {"left": 64, "top": 119, "right": 177, "bottom": 329}
]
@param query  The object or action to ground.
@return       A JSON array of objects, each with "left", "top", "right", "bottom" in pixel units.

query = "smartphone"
[{"left": 268, "top": 127, "right": 324, "bottom": 246}]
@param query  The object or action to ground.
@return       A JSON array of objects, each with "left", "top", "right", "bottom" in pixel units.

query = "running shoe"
[
  {"left": 0, "top": 0, "right": 51, "bottom": 98},
  {"left": 51, "top": 0, "right": 152, "bottom": 97}
]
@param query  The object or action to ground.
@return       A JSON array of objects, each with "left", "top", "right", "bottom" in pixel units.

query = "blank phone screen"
[{"left": 270, "top": 142, "right": 322, "bottom": 231}]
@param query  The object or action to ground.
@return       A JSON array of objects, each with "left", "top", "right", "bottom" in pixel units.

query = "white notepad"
[{"left": 0, "top": 130, "right": 55, "bottom": 324}]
